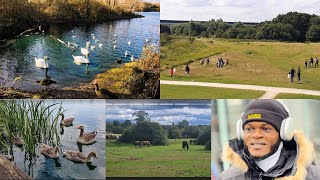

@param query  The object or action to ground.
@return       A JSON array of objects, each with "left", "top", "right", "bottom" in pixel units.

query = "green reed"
[{"left": 0, "top": 100, "right": 63, "bottom": 156}]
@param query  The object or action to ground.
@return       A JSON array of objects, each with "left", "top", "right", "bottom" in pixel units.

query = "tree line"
[
  {"left": 106, "top": 110, "right": 211, "bottom": 149},
  {"left": 161, "top": 12, "right": 320, "bottom": 42}
]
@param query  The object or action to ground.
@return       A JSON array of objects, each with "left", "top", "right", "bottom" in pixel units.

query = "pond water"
[
  {"left": 0, "top": 12, "right": 159, "bottom": 91},
  {"left": 5, "top": 100, "right": 106, "bottom": 179}
]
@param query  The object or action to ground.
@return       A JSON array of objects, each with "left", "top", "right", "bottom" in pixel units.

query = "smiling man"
[{"left": 218, "top": 99, "right": 320, "bottom": 180}]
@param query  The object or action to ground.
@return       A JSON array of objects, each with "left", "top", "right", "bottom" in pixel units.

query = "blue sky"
[
  {"left": 161, "top": 0, "right": 320, "bottom": 22},
  {"left": 105, "top": 100, "right": 211, "bottom": 125}
]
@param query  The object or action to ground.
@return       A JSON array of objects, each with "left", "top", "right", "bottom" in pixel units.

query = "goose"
[
  {"left": 93, "top": 82, "right": 118, "bottom": 99},
  {"left": 76, "top": 125, "right": 98, "bottom": 145},
  {"left": 35, "top": 56, "right": 49, "bottom": 69},
  {"left": 128, "top": 41, "right": 131, "bottom": 46},
  {"left": 59, "top": 113, "right": 75, "bottom": 127},
  {"left": 63, "top": 151, "right": 97, "bottom": 163},
  {"left": 40, "top": 144, "right": 60, "bottom": 159},
  {"left": 72, "top": 55, "right": 90, "bottom": 64},
  {"left": 81, "top": 47, "right": 89, "bottom": 56},
  {"left": 125, "top": 50, "right": 128, "bottom": 57},
  {"left": 99, "top": 44, "right": 103, "bottom": 48}
]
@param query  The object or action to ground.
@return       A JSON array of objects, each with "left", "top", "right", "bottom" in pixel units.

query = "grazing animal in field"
[
  {"left": 134, "top": 141, "right": 142, "bottom": 148},
  {"left": 141, "top": 141, "right": 151, "bottom": 147},
  {"left": 182, "top": 141, "right": 189, "bottom": 150},
  {"left": 190, "top": 139, "right": 196, "bottom": 144}
]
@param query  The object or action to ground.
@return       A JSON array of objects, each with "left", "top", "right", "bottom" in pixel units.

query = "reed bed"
[{"left": 0, "top": 100, "right": 63, "bottom": 156}]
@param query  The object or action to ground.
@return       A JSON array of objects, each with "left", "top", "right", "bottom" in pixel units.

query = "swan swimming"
[
  {"left": 35, "top": 56, "right": 49, "bottom": 69},
  {"left": 81, "top": 47, "right": 89, "bottom": 56},
  {"left": 72, "top": 55, "right": 90, "bottom": 64}
]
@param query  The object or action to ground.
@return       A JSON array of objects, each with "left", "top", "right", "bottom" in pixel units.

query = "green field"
[
  {"left": 106, "top": 139, "right": 211, "bottom": 177},
  {"left": 275, "top": 93, "right": 320, "bottom": 99},
  {"left": 160, "top": 36, "right": 320, "bottom": 93},
  {"left": 160, "top": 84, "right": 265, "bottom": 99}
]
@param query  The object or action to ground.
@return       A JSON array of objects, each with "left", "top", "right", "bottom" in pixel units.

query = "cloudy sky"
[
  {"left": 105, "top": 100, "right": 211, "bottom": 125},
  {"left": 161, "top": 0, "right": 320, "bottom": 22}
]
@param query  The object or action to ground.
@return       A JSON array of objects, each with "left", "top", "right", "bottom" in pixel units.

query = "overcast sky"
[
  {"left": 106, "top": 101, "right": 211, "bottom": 125},
  {"left": 161, "top": 0, "right": 320, "bottom": 22}
]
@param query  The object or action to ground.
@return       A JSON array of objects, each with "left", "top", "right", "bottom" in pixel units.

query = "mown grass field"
[
  {"left": 160, "top": 84, "right": 265, "bottom": 99},
  {"left": 160, "top": 35, "right": 320, "bottom": 96},
  {"left": 275, "top": 93, "right": 320, "bottom": 99},
  {"left": 106, "top": 139, "right": 211, "bottom": 177}
]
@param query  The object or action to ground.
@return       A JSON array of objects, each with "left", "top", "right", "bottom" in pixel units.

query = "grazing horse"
[
  {"left": 141, "top": 141, "right": 152, "bottom": 147},
  {"left": 134, "top": 141, "right": 142, "bottom": 148},
  {"left": 182, "top": 141, "right": 189, "bottom": 150},
  {"left": 190, "top": 139, "right": 196, "bottom": 144}
]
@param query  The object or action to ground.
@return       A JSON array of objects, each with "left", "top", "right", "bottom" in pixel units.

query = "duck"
[
  {"left": 35, "top": 56, "right": 49, "bottom": 69},
  {"left": 76, "top": 125, "right": 98, "bottom": 145},
  {"left": 40, "top": 143, "right": 60, "bottom": 159},
  {"left": 93, "top": 82, "right": 118, "bottom": 99},
  {"left": 63, "top": 150, "right": 97, "bottom": 163},
  {"left": 59, "top": 113, "right": 75, "bottom": 127},
  {"left": 72, "top": 55, "right": 90, "bottom": 64},
  {"left": 128, "top": 41, "right": 131, "bottom": 46}
]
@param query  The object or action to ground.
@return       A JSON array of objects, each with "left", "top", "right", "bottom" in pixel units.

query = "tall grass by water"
[{"left": 0, "top": 100, "right": 63, "bottom": 156}]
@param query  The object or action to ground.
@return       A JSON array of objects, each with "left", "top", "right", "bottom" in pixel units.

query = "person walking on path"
[
  {"left": 290, "top": 67, "right": 295, "bottom": 83},
  {"left": 297, "top": 67, "right": 301, "bottom": 82},
  {"left": 185, "top": 64, "right": 190, "bottom": 74},
  {"left": 170, "top": 67, "right": 174, "bottom": 78}
]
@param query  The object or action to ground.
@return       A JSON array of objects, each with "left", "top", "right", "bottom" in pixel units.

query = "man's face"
[{"left": 243, "top": 121, "right": 280, "bottom": 158}]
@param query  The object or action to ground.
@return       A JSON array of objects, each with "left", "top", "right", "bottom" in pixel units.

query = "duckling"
[
  {"left": 76, "top": 125, "right": 98, "bottom": 145},
  {"left": 40, "top": 144, "right": 60, "bottom": 159},
  {"left": 63, "top": 150, "right": 97, "bottom": 163},
  {"left": 93, "top": 82, "right": 118, "bottom": 99},
  {"left": 59, "top": 113, "right": 75, "bottom": 127}
]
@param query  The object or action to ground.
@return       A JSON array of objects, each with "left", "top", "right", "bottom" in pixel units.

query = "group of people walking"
[
  {"left": 305, "top": 57, "right": 319, "bottom": 68},
  {"left": 288, "top": 67, "right": 301, "bottom": 83}
]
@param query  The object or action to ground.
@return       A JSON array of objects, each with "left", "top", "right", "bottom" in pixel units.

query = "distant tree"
[
  {"left": 306, "top": 25, "right": 320, "bottom": 42},
  {"left": 196, "top": 127, "right": 211, "bottom": 146},
  {"left": 113, "top": 120, "right": 120, "bottom": 126},
  {"left": 122, "top": 120, "right": 132, "bottom": 128},
  {"left": 168, "top": 126, "right": 181, "bottom": 139},
  {"left": 182, "top": 126, "right": 200, "bottom": 138},
  {"left": 177, "top": 120, "right": 189, "bottom": 129},
  {"left": 112, "top": 126, "right": 124, "bottom": 134},
  {"left": 132, "top": 110, "right": 150, "bottom": 122},
  {"left": 106, "top": 122, "right": 114, "bottom": 133}
]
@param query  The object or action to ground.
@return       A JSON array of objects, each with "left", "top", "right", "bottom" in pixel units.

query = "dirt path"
[{"left": 160, "top": 80, "right": 320, "bottom": 99}]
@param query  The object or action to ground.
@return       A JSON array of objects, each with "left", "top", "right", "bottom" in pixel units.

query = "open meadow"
[
  {"left": 106, "top": 139, "right": 211, "bottom": 177},
  {"left": 160, "top": 35, "right": 320, "bottom": 97}
]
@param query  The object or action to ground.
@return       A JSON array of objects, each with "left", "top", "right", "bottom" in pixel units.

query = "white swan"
[
  {"left": 35, "top": 56, "right": 49, "bottom": 69},
  {"left": 128, "top": 41, "right": 131, "bottom": 46},
  {"left": 72, "top": 55, "right": 90, "bottom": 64},
  {"left": 81, "top": 47, "right": 89, "bottom": 56}
]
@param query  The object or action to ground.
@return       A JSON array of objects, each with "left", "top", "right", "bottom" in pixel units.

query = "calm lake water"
[
  {"left": 5, "top": 100, "right": 106, "bottom": 179},
  {"left": 0, "top": 12, "right": 159, "bottom": 91}
]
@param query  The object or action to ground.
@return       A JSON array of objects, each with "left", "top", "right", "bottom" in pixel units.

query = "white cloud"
[{"left": 161, "top": 0, "right": 320, "bottom": 22}]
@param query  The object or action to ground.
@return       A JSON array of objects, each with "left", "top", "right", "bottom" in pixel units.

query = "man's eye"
[
  {"left": 245, "top": 128, "right": 253, "bottom": 132},
  {"left": 263, "top": 128, "right": 271, "bottom": 132}
]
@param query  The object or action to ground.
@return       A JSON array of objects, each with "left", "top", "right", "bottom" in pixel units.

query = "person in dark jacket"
[
  {"left": 297, "top": 67, "right": 301, "bottom": 82},
  {"left": 218, "top": 99, "right": 320, "bottom": 180},
  {"left": 185, "top": 64, "right": 190, "bottom": 74},
  {"left": 290, "top": 67, "right": 295, "bottom": 83}
]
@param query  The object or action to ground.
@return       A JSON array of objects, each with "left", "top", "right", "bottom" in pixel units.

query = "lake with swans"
[{"left": 0, "top": 12, "right": 159, "bottom": 91}]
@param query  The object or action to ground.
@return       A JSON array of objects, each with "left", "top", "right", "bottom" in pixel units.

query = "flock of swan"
[{"left": 34, "top": 31, "right": 140, "bottom": 77}]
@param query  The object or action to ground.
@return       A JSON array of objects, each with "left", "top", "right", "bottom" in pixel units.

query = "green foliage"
[
  {"left": 177, "top": 120, "right": 189, "bottom": 129},
  {"left": 113, "top": 120, "right": 120, "bottom": 126},
  {"left": 182, "top": 126, "right": 200, "bottom": 138},
  {"left": 120, "top": 121, "right": 168, "bottom": 145},
  {"left": 122, "top": 120, "right": 132, "bottom": 128},
  {"left": 306, "top": 25, "right": 320, "bottom": 42},
  {"left": 168, "top": 126, "right": 181, "bottom": 139},
  {"left": 112, "top": 126, "right": 124, "bottom": 134},
  {"left": 196, "top": 127, "right": 211, "bottom": 146}
]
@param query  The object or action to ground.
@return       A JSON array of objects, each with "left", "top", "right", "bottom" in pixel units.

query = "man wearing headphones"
[{"left": 218, "top": 99, "right": 320, "bottom": 180}]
